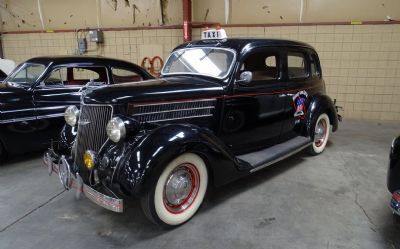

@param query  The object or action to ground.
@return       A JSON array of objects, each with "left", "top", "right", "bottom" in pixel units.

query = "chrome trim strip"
[
  {"left": 37, "top": 113, "right": 65, "bottom": 119},
  {"left": 0, "top": 117, "right": 37, "bottom": 124},
  {"left": 144, "top": 114, "right": 213, "bottom": 123},
  {"left": 0, "top": 113, "right": 65, "bottom": 124},
  {"left": 133, "top": 98, "right": 217, "bottom": 107},
  {"left": 131, "top": 106, "right": 215, "bottom": 116},
  {"left": 250, "top": 142, "right": 312, "bottom": 173},
  {"left": 1, "top": 106, "right": 65, "bottom": 114}
]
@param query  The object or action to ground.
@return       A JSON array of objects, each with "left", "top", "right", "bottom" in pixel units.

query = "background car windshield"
[
  {"left": 5, "top": 63, "right": 46, "bottom": 86},
  {"left": 162, "top": 48, "right": 235, "bottom": 79}
]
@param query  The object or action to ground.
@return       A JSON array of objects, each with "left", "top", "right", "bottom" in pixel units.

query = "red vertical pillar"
[
  {"left": 182, "top": 0, "right": 192, "bottom": 42},
  {"left": 0, "top": 33, "right": 4, "bottom": 58}
]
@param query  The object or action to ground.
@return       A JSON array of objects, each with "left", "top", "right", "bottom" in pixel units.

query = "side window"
[
  {"left": 287, "top": 52, "right": 308, "bottom": 80},
  {"left": 44, "top": 68, "right": 67, "bottom": 86},
  {"left": 310, "top": 54, "right": 321, "bottom": 78},
  {"left": 44, "top": 67, "right": 107, "bottom": 87},
  {"left": 112, "top": 67, "right": 143, "bottom": 84},
  {"left": 240, "top": 51, "right": 280, "bottom": 85}
]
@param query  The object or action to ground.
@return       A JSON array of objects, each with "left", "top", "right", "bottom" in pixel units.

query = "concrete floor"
[{"left": 0, "top": 119, "right": 400, "bottom": 249}]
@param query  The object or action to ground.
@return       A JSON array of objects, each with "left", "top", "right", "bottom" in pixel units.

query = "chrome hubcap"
[
  {"left": 163, "top": 163, "right": 200, "bottom": 214},
  {"left": 314, "top": 119, "right": 327, "bottom": 147}
]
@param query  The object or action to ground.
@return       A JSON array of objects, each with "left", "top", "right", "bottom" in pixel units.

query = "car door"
[
  {"left": 279, "top": 49, "right": 322, "bottom": 141},
  {"left": 32, "top": 66, "right": 108, "bottom": 145},
  {"left": 0, "top": 63, "right": 44, "bottom": 154},
  {"left": 219, "top": 47, "right": 287, "bottom": 154}
]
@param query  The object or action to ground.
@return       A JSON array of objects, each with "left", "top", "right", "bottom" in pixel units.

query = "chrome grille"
[
  {"left": 74, "top": 104, "right": 113, "bottom": 168},
  {"left": 130, "top": 99, "right": 216, "bottom": 123}
]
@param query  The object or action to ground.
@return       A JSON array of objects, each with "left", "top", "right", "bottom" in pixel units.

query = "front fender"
[
  {"left": 102, "top": 124, "right": 246, "bottom": 197},
  {"left": 57, "top": 124, "right": 77, "bottom": 155},
  {"left": 305, "top": 94, "right": 339, "bottom": 137},
  {"left": 388, "top": 136, "right": 400, "bottom": 193}
]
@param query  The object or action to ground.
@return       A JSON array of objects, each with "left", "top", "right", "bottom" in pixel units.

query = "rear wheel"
[
  {"left": 141, "top": 153, "right": 208, "bottom": 228},
  {"left": 308, "top": 113, "right": 330, "bottom": 155}
]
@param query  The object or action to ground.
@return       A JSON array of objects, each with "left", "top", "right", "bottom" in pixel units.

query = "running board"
[{"left": 237, "top": 136, "right": 312, "bottom": 173}]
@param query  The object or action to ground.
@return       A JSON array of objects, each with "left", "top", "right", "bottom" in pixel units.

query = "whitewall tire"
[
  {"left": 141, "top": 153, "right": 208, "bottom": 227},
  {"left": 308, "top": 113, "right": 330, "bottom": 155}
]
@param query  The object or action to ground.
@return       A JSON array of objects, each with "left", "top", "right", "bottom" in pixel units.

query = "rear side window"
[
  {"left": 287, "top": 52, "right": 308, "bottom": 80},
  {"left": 310, "top": 54, "right": 321, "bottom": 78},
  {"left": 73, "top": 68, "right": 100, "bottom": 81},
  {"left": 112, "top": 67, "right": 143, "bottom": 84}
]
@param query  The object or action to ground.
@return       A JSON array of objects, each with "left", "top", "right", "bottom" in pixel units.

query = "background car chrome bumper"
[{"left": 43, "top": 149, "right": 124, "bottom": 213}]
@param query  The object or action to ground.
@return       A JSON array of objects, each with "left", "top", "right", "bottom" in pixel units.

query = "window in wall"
[
  {"left": 287, "top": 52, "right": 308, "bottom": 80},
  {"left": 112, "top": 68, "right": 143, "bottom": 83}
]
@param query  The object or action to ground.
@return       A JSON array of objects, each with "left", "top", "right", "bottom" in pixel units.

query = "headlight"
[
  {"left": 64, "top": 105, "right": 79, "bottom": 126},
  {"left": 106, "top": 117, "right": 126, "bottom": 143}
]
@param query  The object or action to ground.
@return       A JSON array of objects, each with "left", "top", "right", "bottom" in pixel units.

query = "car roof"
[
  {"left": 25, "top": 56, "right": 141, "bottom": 68},
  {"left": 173, "top": 38, "right": 316, "bottom": 55}
]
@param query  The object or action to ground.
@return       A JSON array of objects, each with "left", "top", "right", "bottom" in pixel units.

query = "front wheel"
[
  {"left": 308, "top": 113, "right": 330, "bottom": 155},
  {"left": 141, "top": 153, "right": 208, "bottom": 228}
]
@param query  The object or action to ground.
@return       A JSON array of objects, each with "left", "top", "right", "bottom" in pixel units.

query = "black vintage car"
[
  {"left": 388, "top": 136, "right": 400, "bottom": 217},
  {"left": 44, "top": 30, "right": 340, "bottom": 227},
  {"left": 0, "top": 56, "right": 152, "bottom": 159}
]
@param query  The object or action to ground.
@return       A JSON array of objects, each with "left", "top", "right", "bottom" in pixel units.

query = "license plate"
[{"left": 83, "top": 185, "right": 123, "bottom": 213}]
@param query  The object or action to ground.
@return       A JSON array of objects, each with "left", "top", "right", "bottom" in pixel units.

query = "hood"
[{"left": 83, "top": 76, "right": 225, "bottom": 105}]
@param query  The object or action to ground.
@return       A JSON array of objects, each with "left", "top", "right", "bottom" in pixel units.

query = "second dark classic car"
[
  {"left": 388, "top": 135, "right": 400, "bottom": 218},
  {"left": 44, "top": 30, "right": 340, "bottom": 227},
  {"left": 0, "top": 56, "right": 152, "bottom": 159}
]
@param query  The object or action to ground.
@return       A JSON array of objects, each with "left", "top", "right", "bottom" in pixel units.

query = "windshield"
[
  {"left": 4, "top": 63, "right": 46, "bottom": 86},
  {"left": 161, "top": 47, "right": 236, "bottom": 79}
]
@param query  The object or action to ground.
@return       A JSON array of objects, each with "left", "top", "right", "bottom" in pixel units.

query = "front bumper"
[
  {"left": 43, "top": 150, "right": 124, "bottom": 213},
  {"left": 391, "top": 191, "right": 400, "bottom": 216}
]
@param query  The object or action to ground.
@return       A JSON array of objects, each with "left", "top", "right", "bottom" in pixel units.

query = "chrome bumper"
[
  {"left": 390, "top": 191, "right": 400, "bottom": 216},
  {"left": 43, "top": 150, "right": 124, "bottom": 213}
]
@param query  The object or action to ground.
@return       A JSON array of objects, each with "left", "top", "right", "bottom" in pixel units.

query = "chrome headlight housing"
[
  {"left": 64, "top": 105, "right": 79, "bottom": 126},
  {"left": 106, "top": 117, "right": 126, "bottom": 143}
]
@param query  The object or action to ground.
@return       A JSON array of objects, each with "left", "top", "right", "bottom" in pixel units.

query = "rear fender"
[{"left": 305, "top": 94, "right": 339, "bottom": 137}]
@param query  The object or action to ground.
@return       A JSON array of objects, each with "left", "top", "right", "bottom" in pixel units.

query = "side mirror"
[{"left": 237, "top": 71, "right": 252, "bottom": 85}]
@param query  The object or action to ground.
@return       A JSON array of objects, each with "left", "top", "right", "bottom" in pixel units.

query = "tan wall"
[
  {"left": 2, "top": 24, "right": 400, "bottom": 121},
  {"left": 193, "top": 0, "right": 400, "bottom": 24},
  {"left": 1, "top": 0, "right": 400, "bottom": 32},
  {"left": 0, "top": 0, "right": 182, "bottom": 32},
  {"left": 2, "top": 29, "right": 183, "bottom": 66}
]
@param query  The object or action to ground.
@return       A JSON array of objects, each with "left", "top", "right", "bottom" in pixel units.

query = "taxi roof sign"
[{"left": 201, "top": 29, "right": 228, "bottom": 40}]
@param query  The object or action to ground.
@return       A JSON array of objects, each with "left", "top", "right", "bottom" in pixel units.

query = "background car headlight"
[
  {"left": 64, "top": 105, "right": 79, "bottom": 126},
  {"left": 106, "top": 117, "right": 126, "bottom": 143}
]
